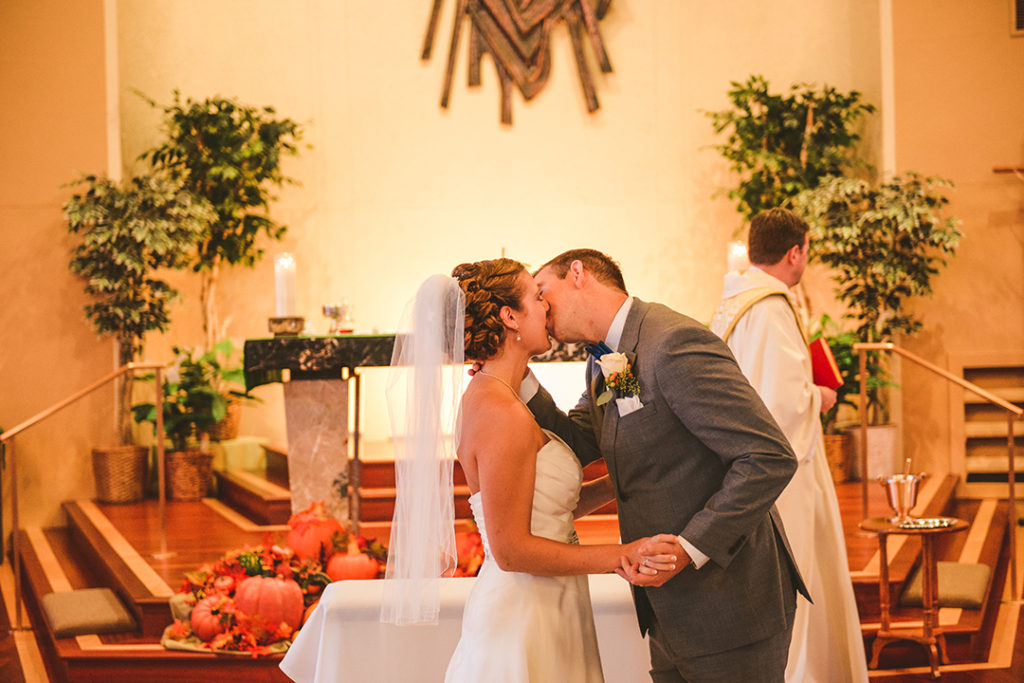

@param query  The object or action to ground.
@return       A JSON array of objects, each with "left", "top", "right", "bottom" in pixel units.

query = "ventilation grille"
[{"left": 1015, "top": 0, "right": 1024, "bottom": 35}]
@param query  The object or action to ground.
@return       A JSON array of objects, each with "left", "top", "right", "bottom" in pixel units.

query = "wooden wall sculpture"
[{"left": 422, "top": 0, "right": 614, "bottom": 125}]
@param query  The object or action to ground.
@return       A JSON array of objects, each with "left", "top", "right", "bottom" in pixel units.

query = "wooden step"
[
  {"left": 254, "top": 444, "right": 617, "bottom": 524},
  {"left": 214, "top": 468, "right": 292, "bottom": 525},
  {"left": 63, "top": 500, "right": 176, "bottom": 639},
  {"left": 19, "top": 506, "right": 294, "bottom": 682},
  {"left": 262, "top": 443, "right": 289, "bottom": 488},
  {"left": 360, "top": 485, "right": 474, "bottom": 521}
]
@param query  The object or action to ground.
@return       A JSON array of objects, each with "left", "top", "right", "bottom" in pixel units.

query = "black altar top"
[{"left": 244, "top": 335, "right": 587, "bottom": 390}]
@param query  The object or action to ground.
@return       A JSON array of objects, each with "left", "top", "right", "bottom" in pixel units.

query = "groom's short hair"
[
  {"left": 748, "top": 208, "right": 809, "bottom": 266},
  {"left": 537, "top": 249, "right": 628, "bottom": 294}
]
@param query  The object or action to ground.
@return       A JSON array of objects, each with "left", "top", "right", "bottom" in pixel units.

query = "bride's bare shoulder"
[{"left": 460, "top": 381, "right": 535, "bottom": 444}]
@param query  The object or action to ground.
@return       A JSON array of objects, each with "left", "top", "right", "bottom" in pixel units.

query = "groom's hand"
[
  {"left": 614, "top": 536, "right": 688, "bottom": 585},
  {"left": 616, "top": 557, "right": 687, "bottom": 587}
]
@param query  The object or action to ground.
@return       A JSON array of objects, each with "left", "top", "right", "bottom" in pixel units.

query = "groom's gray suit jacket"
[{"left": 529, "top": 298, "right": 809, "bottom": 659}]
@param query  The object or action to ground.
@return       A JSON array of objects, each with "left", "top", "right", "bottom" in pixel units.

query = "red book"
[{"left": 809, "top": 337, "right": 843, "bottom": 390}]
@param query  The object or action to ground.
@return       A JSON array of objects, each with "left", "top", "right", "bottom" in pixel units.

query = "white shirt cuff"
[
  {"left": 676, "top": 536, "right": 709, "bottom": 569},
  {"left": 519, "top": 369, "right": 540, "bottom": 403}
]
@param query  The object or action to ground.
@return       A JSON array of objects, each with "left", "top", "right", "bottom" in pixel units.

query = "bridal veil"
[{"left": 381, "top": 274, "right": 465, "bottom": 625}]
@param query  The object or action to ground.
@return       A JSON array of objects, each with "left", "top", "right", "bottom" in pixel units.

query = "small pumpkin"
[
  {"left": 286, "top": 502, "right": 345, "bottom": 562},
  {"left": 190, "top": 594, "right": 231, "bottom": 642},
  {"left": 326, "top": 539, "right": 380, "bottom": 581},
  {"left": 302, "top": 598, "right": 321, "bottom": 625},
  {"left": 212, "top": 575, "right": 235, "bottom": 595},
  {"left": 233, "top": 576, "right": 304, "bottom": 630}
]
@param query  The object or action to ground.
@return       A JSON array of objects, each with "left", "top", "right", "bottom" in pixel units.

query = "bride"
[{"left": 383, "top": 258, "right": 679, "bottom": 682}]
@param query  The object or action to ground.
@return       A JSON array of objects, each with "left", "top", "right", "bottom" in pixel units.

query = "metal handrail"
[
  {"left": 0, "top": 361, "right": 167, "bottom": 628},
  {"left": 854, "top": 342, "right": 1023, "bottom": 600}
]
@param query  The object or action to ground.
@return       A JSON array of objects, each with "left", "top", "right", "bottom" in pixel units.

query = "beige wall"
[
  {"left": 115, "top": 0, "right": 882, "bottom": 445},
  {"left": 36, "top": 0, "right": 1024, "bottom": 527},
  {"left": 0, "top": 0, "right": 113, "bottom": 529},
  {"left": 891, "top": 0, "right": 1024, "bottom": 476}
]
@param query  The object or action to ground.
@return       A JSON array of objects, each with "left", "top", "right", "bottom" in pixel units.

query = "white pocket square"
[{"left": 616, "top": 395, "right": 643, "bottom": 416}]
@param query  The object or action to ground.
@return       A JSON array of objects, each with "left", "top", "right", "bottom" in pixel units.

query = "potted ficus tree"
[
  {"left": 138, "top": 90, "right": 305, "bottom": 351},
  {"left": 706, "top": 74, "right": 875, "bottom": 224},
  {"left": 64, "top": 173, "right": 214, "bottom": 502},
  {"left": 794, "top": 172, "right": 962, "bottom": 477}
]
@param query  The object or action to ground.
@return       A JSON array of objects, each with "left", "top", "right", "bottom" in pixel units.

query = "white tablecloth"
[{"left": 280, "top": 574, "right": 649, "bottom": 682}]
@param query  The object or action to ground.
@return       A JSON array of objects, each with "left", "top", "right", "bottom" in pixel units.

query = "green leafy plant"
[
  {"left": 139, "top": 91, "right": 305, "bottom": 349},
  {"left": 796, "top": 174, "right": 962, "bottom": 422},
  {"left": 707, "top": 75, "right": 875, "bottom": 224},
  {"left": 795, "top": 173, "right": 962, "bottom": 343},
  {"left": 810, "top": 314, "right": 894, "bottom": 434},
  {"left": 132, "top": 341, "right": 258, "bottom": 451},
  {"left": 200, "top": 338, "right": 259, "bottom": 407},
  {"left": 64, "top": 173, "right": 215, "bottom": 444}
]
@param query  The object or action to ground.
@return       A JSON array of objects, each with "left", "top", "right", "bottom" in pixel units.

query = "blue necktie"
[{"left": 585, "top": 341, "right": 613, "bottom": 358}]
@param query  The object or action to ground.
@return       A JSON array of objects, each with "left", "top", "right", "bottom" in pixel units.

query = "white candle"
[
  {"left": 274, "top": 253, "right": 297, "bottom": 316},
  {"left": 727, "top": 240, "right": 749, "bottom": 273}
]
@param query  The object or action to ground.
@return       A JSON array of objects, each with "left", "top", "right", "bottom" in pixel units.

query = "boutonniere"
[{"left": 595, "top": 352, "right": 642, "bottom": 407}]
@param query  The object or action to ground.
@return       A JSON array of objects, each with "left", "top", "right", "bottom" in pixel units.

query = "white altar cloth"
[{"left": 280, "top": 573, "right": 649, "bottom": 682}]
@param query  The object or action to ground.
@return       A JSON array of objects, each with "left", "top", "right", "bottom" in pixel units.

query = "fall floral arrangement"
[
  {"left": 161, "top": 502, "right": 486, "bottom": 656},
  {"left": 453, "top": 526, "right": 485, "bottom": 577}
]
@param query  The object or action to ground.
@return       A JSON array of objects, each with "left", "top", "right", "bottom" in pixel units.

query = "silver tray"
[{"left": 896, "top": 516, "right": 958, "bottom": 530}]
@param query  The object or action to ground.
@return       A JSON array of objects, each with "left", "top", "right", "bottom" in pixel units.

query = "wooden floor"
[{"left": 3, "top": 479, "right": 1023, "bottom": 681}]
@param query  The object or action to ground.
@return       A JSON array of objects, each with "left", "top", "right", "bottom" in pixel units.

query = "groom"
[{"left": 522, "top": 249, "right": 808, "bottom": 682}]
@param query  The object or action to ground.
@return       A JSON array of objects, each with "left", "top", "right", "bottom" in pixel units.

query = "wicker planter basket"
[
  {"left": 166, "top": 450, "right": 214, "bottom": 501},
  {"left": 823, "top": 433, "right": 854, "bottom": 484},
  {"left": 207, "top": 400, "right": 241, "bottom": 442},
  {"left": 92, "top": 445, "right": 148, "bottom": 504}
]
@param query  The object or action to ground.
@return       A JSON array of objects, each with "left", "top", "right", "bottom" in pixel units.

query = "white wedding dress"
[{"left": 445, "top": 429, "right": 605, "bottom": 683}]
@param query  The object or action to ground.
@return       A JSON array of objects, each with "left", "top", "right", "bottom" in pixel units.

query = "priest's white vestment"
[{"left": 711, "top": 267, "right": 868, "bottom": 683}]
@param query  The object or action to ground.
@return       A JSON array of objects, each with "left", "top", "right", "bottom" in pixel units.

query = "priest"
[{"left": 710, "top": 207, "right": 868, "bottom": 683}]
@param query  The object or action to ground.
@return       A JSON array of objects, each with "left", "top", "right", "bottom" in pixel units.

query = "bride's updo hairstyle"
[{"left": 451, "top": 258, "right": 526, "bottom": 361}]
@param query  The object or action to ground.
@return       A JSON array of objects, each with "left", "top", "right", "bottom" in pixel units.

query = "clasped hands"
[{"left": 617, "top": 534, "right": 688, "bottom": 587}]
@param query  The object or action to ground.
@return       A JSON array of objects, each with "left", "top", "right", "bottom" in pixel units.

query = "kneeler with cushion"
[
  {"left": 40, "top": 588, "right": 137, "bottom": 638},
  {"left": 899, "top": 561, "right": 992, "bottom": 609}
]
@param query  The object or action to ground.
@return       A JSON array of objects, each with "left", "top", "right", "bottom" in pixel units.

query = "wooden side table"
[{"left": 859, "top": 516, "right": 969, "bottom": 679}]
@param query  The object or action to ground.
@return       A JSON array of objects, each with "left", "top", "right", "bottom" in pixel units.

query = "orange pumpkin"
[
  {"left": 326, "top": 547, "right": 379, "bottom": 581},
  {"left": 233, "top": 576, "right": 304, "bottom": 630},
  {"left": 190, "top": 594, "right": 230, "bottom": 641},
  {"left": 286, "top": 502, "right": 345, "bottom": 562},
  {"left": 212, "top": 575, "right": 235, "bottom": 595},
  {"left": 302, "top": 598, "right": 321, "bottom": 625}
]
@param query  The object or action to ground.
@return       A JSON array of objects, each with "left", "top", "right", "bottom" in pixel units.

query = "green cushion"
[
  {"left": 899, "top": 561, "right": 991, "bottom": 609},
  {"left": 41, "top": 588, "right": 137, "bottom": 638}
]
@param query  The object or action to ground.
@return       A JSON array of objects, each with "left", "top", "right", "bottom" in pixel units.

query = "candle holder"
[
  {"left": 268, "top": 316, "right": 305, "bottom": 337},
  {"left": 322, "top": 302, "right": 354, "bottom": 335}
]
